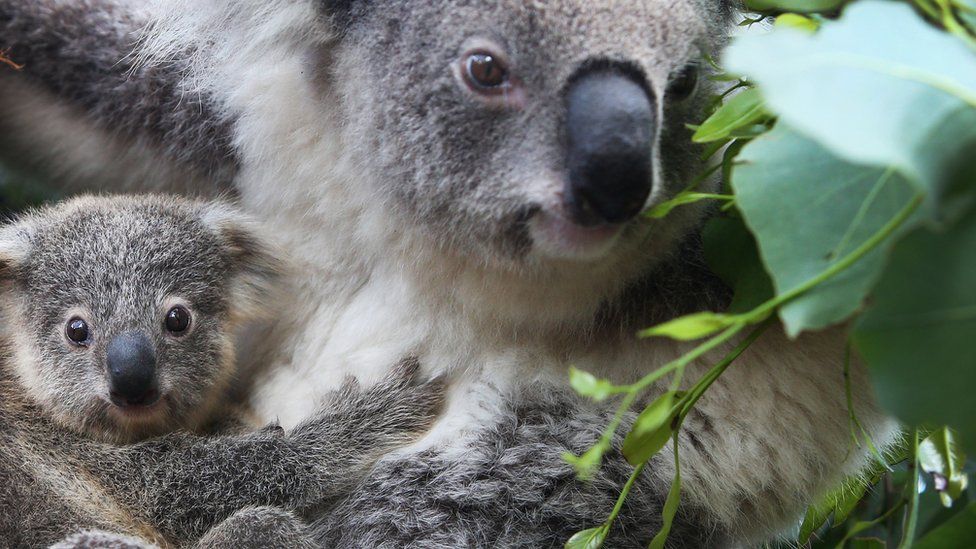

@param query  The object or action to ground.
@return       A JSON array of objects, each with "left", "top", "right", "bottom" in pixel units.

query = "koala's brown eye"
[
  {"left": 667, "top": 63, "right": 700, "bottom": 101},
  {"left": 464, "top": 52, "right": 508, "bottom": 91},
  {"left": 165, "top": 306, "right": 191, "bottom": 335},
  {"left": 65, "top": 318, "right": 90, "bottom": 346}
]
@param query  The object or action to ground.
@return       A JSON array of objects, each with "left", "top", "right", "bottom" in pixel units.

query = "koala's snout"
[
  {"left": 564, "top": 68, "right": 656, "bottom": 226},
  {"left": 106, "top": 332, "right": 160, "bottom": 408}
]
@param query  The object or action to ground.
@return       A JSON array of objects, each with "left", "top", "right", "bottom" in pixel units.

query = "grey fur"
[
  {"left": 0, "top": 0, "right": 237, "bottom": 191},
  {"left": 0, "top": 196, "right": 445, "bottom": 547},
  {"left": 315, "top": 384, "right": 725, "bottom": 548}
]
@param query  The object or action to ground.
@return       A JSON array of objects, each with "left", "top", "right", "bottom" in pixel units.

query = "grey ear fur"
[
  {"left": 200, "top": 203, "right": 285, "bottom": 318},
  {"left": 0, "top": 222, "right": 32, "bottom": 282}
]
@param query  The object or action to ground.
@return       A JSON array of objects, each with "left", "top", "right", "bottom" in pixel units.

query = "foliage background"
[{"left": 566, "top": 1, "right": 976, "bottom": 547}]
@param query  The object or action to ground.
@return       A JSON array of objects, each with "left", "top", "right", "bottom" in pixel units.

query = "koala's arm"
[
  {"left": 0, "top": 0, "right": 235, "bottom": 191},
  {"left": 312, "top": 386, "right": 724, "bottom": 549},
  {"left": 93, "top": 361, "right": 443, "bottom": 545}
]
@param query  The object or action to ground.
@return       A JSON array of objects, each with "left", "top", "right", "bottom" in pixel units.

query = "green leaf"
[
  {"left": 848, "top": 538, "right": 885, "bottom": 549},
  {"left": 733, "top": 124, "right": 920, "bottom": 336},
  {"left": 797, "top": 474, "right": 870, "bottom": 543},
  {"left": 639, "top": 312, "right": 740, "bottom": 341},
  {"left": 692, "top": 88, "right": 768, "bottom": 143},
  {"left": 744, "top": 0, "right": 845, "bottom": 13},
  {"left": 645, "top": 192, "right": 731, "bottom": 219},
  {"left": 649, "top": 439, "right": 682, "bottom": 549},
  {"left": 774, "top": 14, "right": 820, "bottom": 33},
  {"left": 564, "top": 526, "right": 607, "bottom": 549},
  {"left": 918, "top": 428, "right": 969, "bottom": 508},
  {"left": 702, "top": 216, "right": 775, "bottom": 314},
  {"left": 563, "top": 443, "right": 607, "bottom": 481},
  {"left": 799, "top": 494, "right": 836, "bottom": 544},
  {"left": 959, "top": 0, "right": 976, "bottom": 35},
  {"left": 568, "top": 367, "right": 615, "bottom": 401},
  {"left": 621, "top": 392, "right": 681, "bottom": 466},
  {"left": 726, "top": 1, "right": 976, "bottom": 208},
  {"left": 853, "top": 214, "right": 976, "bottom": 453},
  {"left": 914, "top": 502, "right": 976, "bottom": 549}
]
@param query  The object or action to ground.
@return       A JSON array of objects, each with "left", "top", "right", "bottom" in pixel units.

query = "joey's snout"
[
  {"left": 564, "top": 69, "right": 656, "bottom": 226},
  {"left": 106, "top": 332, "right": 159, "bottom": 408}
]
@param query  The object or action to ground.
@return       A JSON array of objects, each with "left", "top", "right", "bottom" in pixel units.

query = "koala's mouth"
[
  {"left": 528, "top": 208, "right": 626, "bottom": 261},
  {"left": 106, "top": 392, "right": 170, "bottom": 422}
]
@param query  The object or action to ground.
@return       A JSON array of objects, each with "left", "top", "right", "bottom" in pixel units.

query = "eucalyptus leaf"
[
  {"left": 646, "top": 192, "right": 731, "bottom": 220},
  {"left": 774, "top": 14, "right": 820, "bottom": 32},
  {"left": 744, "top": 0, "right": 846, "bottom": 13},
  {"left": 568, "top": 367, "right": 615, "bottom": 401},
  {"left": 797, "top": 472, "right": 871, "bottom": 543},
  {"left": 563, "top": 444, "right": 607, "bottom": 481},
  {"left": 733, "top": 124, "right": 920, "bottom": 336},
  {"left": 854, "top": 214, "right": 976, "bottom": 453},
  {"left": 914, "top": 502, "right": 976, "bottom": 549},
  {"left": 649, "top": 440, "right": 682, "bottom": 549},
  {"left": 692, "top": 88, "right": 768, "bottom": 143},
  {"left": 621, "top": 392, "right": 681, "bottom": 466},
  {"left": 702, "top": 216, "right": 775, "bottom": 314},
  {"left": 564, "top": 526, "right": 607, "bottom": 549},
  {"left": 638, "top": 311, "right": 740, "bottom": 341},
  {"left": 726, "top": 0, "right": 976, "bottom": 209},
  {"left": 847, "top": 538, "right": 885, "bottom": 549}
]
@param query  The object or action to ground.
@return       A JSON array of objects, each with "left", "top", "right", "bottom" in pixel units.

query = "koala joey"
[{"left": 0, "top": 195, "right": 444, "bottom": 548}]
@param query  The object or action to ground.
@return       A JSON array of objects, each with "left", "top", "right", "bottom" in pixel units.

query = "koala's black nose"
[
  {"left": 564, "top": 68, "right": 656, "bottom": 226},
  {"left": 106, "top": 332, "right": 159, "bottom": 407}
]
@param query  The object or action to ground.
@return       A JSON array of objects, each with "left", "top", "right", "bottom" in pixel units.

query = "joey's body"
[
  {"left": 0, "top": 360, "right": 441, "bottom": 548},
  {"left": 0, "top": 196, "right": 444, "bottom": 548},
  {"left": 0, "top": 1, "right": 897, "bottom": 546}
]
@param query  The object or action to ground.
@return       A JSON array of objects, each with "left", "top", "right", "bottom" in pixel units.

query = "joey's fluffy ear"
[
  {"left": 200, "top": 203, "right": 286, "bottom": 319},
  {"left": 0, "top": 222, "right": 32, "bottom": 282}
]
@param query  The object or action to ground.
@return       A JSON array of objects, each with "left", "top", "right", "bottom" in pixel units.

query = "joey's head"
[
  {"left": 320, "top": 1, "right": 734, "bottom": 303},
  {"left": 0, "top": 195, "right": 281, "bottom": 442}
]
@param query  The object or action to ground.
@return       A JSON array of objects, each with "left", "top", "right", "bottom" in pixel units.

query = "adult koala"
[{"left": 0, "top": 0, "right": 895, "bottom": 546}]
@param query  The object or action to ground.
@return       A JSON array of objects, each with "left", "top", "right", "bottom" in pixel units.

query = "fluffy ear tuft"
[
  {"left": 200, "top": 203, "right": 286, "bottom": 319},
  {"left": 0, "top": 222, "right": 32, "bottom": 282}
]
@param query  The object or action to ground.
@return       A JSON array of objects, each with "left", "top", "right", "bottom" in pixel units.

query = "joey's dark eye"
[
  {"left": 65, "top": 317, "right": 90, "bottom": 346},
  {"left": 464, "top": 51, "right": 509, "bottom": 91},
  {"left": 165, "top": 306, "right": 191, "bottom": 335},
  {"left": 667, "top": 63, "right": 700, "bottom": 101}
]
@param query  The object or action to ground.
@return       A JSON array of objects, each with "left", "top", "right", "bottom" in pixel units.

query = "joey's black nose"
[
  {"left": 106, "top": 332, "right": 159, "bottom": 407},
  {"left": 564, "top": 68, "right": 656, "bottom": 226}
]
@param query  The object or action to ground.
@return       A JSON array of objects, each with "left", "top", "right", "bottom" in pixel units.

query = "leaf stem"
[
  {"left": 605, "top": 462, "right": 647, "bottom": 528},
  {"left": 677, "top": 318, "right": 773, "bottom": 422},
  {"left": 899, "top": 429, "right": 922, "bottom": 548}
]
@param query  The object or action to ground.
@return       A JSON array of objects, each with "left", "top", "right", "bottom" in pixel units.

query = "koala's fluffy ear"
[
  {"left": 0, "top": 222, "right": 32, "bottom": 282},
  {"left": 200, "top": 203, "right": 286, "bottom": 318}
]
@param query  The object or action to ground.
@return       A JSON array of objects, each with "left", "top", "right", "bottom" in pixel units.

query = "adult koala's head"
[
  {"left": 144, "top": 0, "right": 735, "bottom": 326},
  {"left": 327, "top": 1, "right": 734, "bottom": 270}
]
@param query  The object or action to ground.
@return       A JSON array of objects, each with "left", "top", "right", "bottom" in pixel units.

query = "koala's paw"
[{"left": 320, "top": 357, "right": 446, "bottom": 447}]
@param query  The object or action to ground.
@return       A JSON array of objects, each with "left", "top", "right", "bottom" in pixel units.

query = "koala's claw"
[
  {"left": 297, "top": 357, "right": 446, "bottom": 453},
  {"left": 354, "top": 357, "right": 447, "bottom": 437}
]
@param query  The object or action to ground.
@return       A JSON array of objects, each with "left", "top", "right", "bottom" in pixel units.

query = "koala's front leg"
[
  {"left": 94, "top": 359, "right": 443, "bottom": 545},
  {"left": 194, "top": 506, "right": 317, "bottom": 549},
  {"left": 50, "top": 507, "right": 315, "bottom": 549}
]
